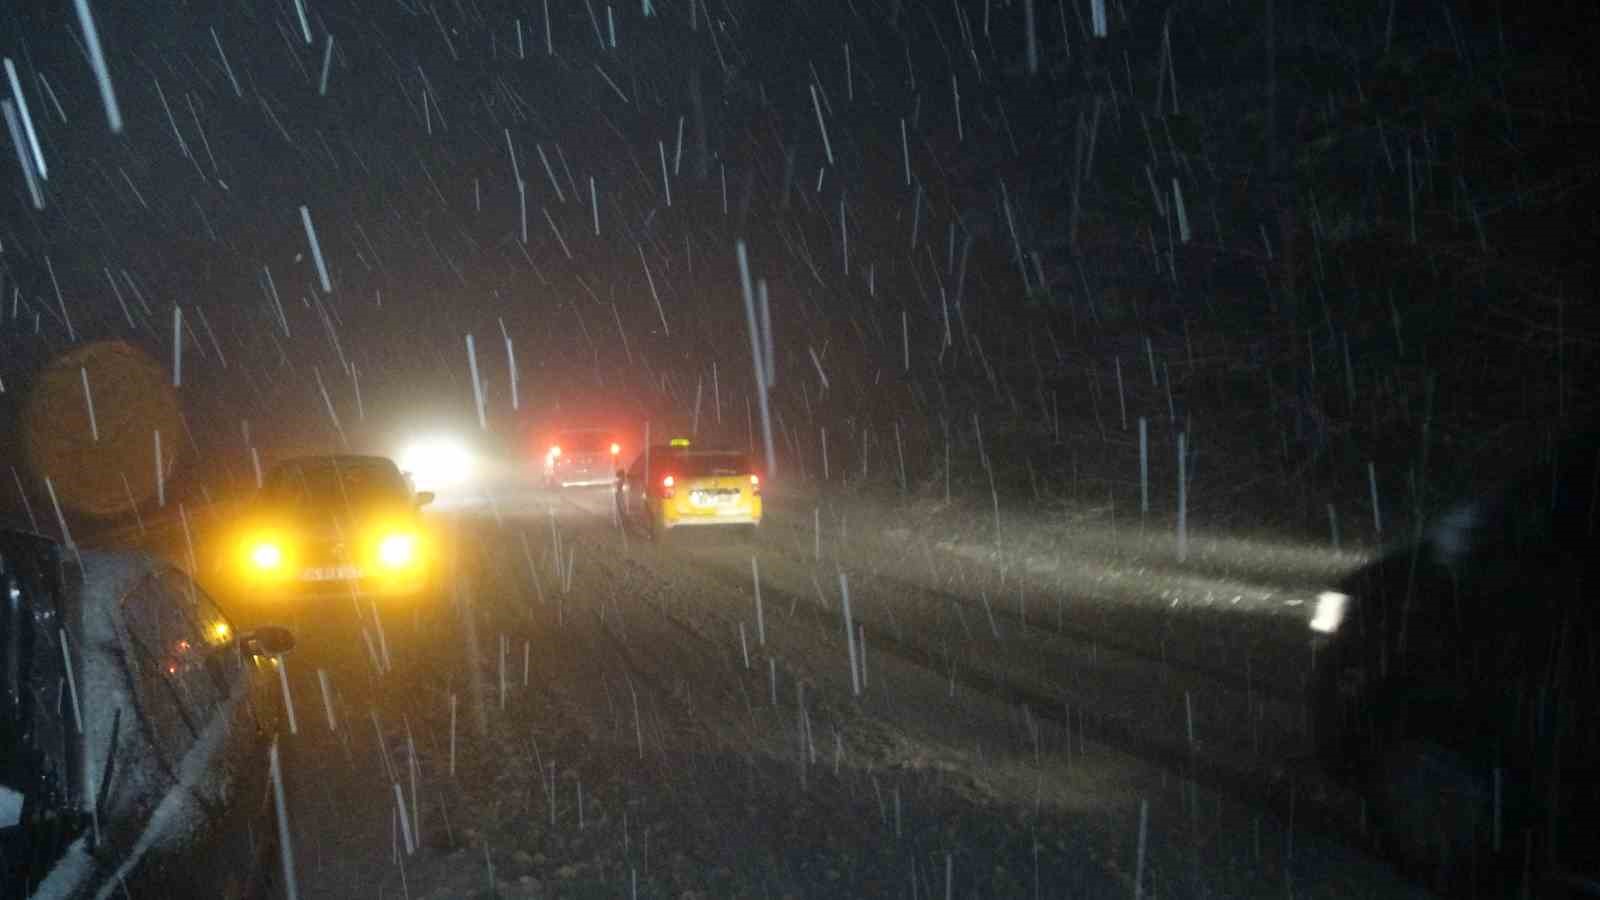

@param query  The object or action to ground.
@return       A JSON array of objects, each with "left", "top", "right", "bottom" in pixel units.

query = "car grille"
[{"left": 297, "top": 540, "right": 352, "bottom": 566}]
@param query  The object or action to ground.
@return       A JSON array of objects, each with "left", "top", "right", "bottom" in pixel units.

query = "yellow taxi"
[{"left": 616, "top": 439, "right": 762, "bottom": 541}]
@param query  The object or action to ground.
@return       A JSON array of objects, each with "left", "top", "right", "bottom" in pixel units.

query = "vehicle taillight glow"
[
  {"left": 548, "top": 445, "right": 562, "bottom": 459},
  {"left": 750, "top": 474, "right": 761, "bottom": 494},
  {"left": 661, "top": 474, "right": 675, "bottom": 498}
]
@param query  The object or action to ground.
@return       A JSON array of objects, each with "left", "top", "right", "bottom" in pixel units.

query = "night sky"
[{"left": 2, "top": 0, "right": 1597, "bottom": 530}]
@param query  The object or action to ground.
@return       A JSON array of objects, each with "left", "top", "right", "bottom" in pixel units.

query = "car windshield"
[
  {"left": 556, "top": 432, "right": 612, "bottom": 452},
  {"left": 671, "top": 452, "right": 749, "bottom": 478},
  {"left": 263, "top": 460, "right": 409, "bottom": 506}
]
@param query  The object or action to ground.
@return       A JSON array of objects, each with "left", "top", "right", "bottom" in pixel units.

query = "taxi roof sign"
[{"left": 669, "top": 437, "right": 692, "bottom": 447}]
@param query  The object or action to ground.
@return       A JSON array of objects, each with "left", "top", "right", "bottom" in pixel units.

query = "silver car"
[{"left": 2, "top": 528, "right": 295, "bottom": 898}]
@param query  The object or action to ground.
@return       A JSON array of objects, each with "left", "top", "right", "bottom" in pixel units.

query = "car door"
[
  {"left": 162, "top": 568, "right": 278, "bottom": 900},
  {"left": 111, "top": 566, "right": 265, "bottom": 899},
  {"left": 622, "top": 453, "right": 645, "bottom": 519},
  {"left": 0, "top": 531, "right": 84, "bottom": 896}
]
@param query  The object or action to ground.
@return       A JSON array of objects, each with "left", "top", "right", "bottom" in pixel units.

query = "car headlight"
[
  {"left": 398, "top": 436, "right": 474, "bottom": 491},
  {"left": 1310, "top": 591, "right": 1349, "bottom": 634},
  {"left": 250, "top": 541, "right": 284, "bottom": 570},
  {"left": 378, "top": 533, "right": 417, "bottom": 568}
]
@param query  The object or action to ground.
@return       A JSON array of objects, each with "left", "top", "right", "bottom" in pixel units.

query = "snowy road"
[{"left": 127, "top": 484, "right": 1427, "bottom": 898}]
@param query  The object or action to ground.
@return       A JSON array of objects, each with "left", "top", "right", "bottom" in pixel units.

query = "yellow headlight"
[
  {"left": 378, "top": 533, "right": 416, "bottom": 568},
  {"left": 212, "top": 622, "right": 232, "bottom": 642},
  {"left": 250, "top": 542, "right": 283, "bottom": 570}
]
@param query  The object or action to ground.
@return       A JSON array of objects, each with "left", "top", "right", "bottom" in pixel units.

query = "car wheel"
[{"left": 1370, "top": 737, "right": 1496, "bottom": 891}]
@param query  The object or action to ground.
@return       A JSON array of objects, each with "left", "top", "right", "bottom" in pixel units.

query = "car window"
[
  {"left": 265, "top": 460, "right": 409, "bottom": 505},
  {"left": 634, "top": 446, "right": 682, "bottom": 480},
  {"left": 674, "top": 453, "right": 750, "bottom": 477},
  {"left": 157, "top": 570, "right": 242, "bottom": 704},
  {"left": 557, "top": 432, "right": 611, "bottom": 452}
]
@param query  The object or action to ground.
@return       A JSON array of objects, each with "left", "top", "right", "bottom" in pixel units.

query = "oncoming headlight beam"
[
  {"left": 397, "top": 436, "right": 475, "bottom": 492},
  {"left": 1310, "top": 591, "right": 1349, "bottom": 634}
]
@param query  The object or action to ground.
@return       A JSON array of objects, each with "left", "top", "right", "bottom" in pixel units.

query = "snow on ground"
[{"left": 108, "top": 480, "right": 1430, "bottom": 898}]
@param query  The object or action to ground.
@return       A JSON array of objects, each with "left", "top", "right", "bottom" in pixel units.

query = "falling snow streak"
[
  {"left": 737, "top": 241, "right": 777, "bottom": 477},
  {"left": 291, "top": 0, "right": 313, "bottom": 43},
  {"left": 593, "top": 63, "right": 630, "bottom": 103},
  {"left": 171, "top": 306, "right": 183, "bottom": 387},
  {"left": 44, "top": 255, "right": 75, "bottom": 342},
  {"left": 3, "top": 101, "right": 43, "bottom": 209},
  {"left": 36, "top": 73, "right": 67, "bottom": 124},
  {"left": 79, "top": 368, "right": 98, "bottom": 441},
  {"left": 318, "top": 35, "right": 336, "bottom": 95},
  {"left": 299, "top": 206, "right": 333, "bottom": 293},
  {"left": 210, "top": 28, "right": 243, "bottom": 97},
  {"left": 535, "top": 143, "right": 565, "bottom": 202},
  {"left": 72, "top": 0, "right": 123, "bottom": 131},
  {"left": 543, "top": 207, "right": 572, "bottom": 258},
  {"left": 809, "top": 83, "right": 834, "bottom": 166},
  {"left": 658, "top": 140, "right": 671, "bottom": 206},
  {"left": 505, "top": 129, "right": 523, "bottom": 187},
  {"left": 4, "top": 60, "right": 47, "bottom": 181},
  {"left": 314, "top": 367, "right": 343, "bottom": 439},
  {"left": 638, "top": 244, "right": 669, "bottom": 336},
  {"left": 467, "top": 334, "right": 487, "bottom": 428}
]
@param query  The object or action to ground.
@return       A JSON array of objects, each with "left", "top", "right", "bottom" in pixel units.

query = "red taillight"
[
  {"left": 548, "top": 445, "right": 562, "bottom": 459},
  {"left": 750, "top": 474, "right": 761, "bottom": 495},
  {"left": 610, "top": 442, "right": 621, "bottom": 455},
  {"left": 660, "top": 474, "right": 675, "bottom": 498}
]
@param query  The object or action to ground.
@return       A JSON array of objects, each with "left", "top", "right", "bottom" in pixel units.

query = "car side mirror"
[
  {"left": 414, "top": 491, "right": 436, "bottom": 507},
  {"left": 241, "top": 626, "right": 296, "bottom": 657}
]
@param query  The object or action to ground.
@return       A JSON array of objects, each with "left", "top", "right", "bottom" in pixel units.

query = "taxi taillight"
[
  {"left": 750, "top": 474, "right": 761, "bottom": 495},
  {"left": 660, "top": 474, "right": 676, "bottom": 499}
]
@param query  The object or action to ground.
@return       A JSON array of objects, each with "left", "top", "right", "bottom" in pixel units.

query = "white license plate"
[
  {"left": 302, "top": 565, "right": 362, "bottom": 581},
  {"left": 690, "top": 491, "right": 734, "bottom": 507}
]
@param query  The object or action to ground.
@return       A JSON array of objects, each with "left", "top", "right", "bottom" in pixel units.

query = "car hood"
[{"left": 247, "top": 499, "right": 421, "bottom": 540}]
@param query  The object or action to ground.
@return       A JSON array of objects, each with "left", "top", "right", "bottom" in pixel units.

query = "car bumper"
[
  {"left": 662, "top": 514, "right": 760, "bottom": 529},
  {"left": 230, "top": 565, "right": 431, "bottom": 600},
  {"left": 658, "top": 501, "right": 762, "bottom": 529}
]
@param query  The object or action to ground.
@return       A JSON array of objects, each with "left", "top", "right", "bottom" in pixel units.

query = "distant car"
[
  {"left": 540, "top": 428, "right": 625, "bottom": 488},
  {"left": 215, "top": 454, "right": 436, "bottom": 602},
  {"left": 2, "top": 528, "right": 296, "bottom": 898},
  {"left": 617, "top": 441, "right": 762, "bottom": 542},
  {"left": 1307, "top": 432, "right": 1598, "bottom": 896}
]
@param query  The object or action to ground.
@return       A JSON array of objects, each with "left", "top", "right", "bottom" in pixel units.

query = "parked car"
[
  {"left": 212, "top": 454, "right": 436, "bottom": 603},
  {"left": 1, "top": 528, "right": 296, "bottom": 898},
  {"left": 1307, "top": 429, "right": 1599, "bottom": 897}
]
